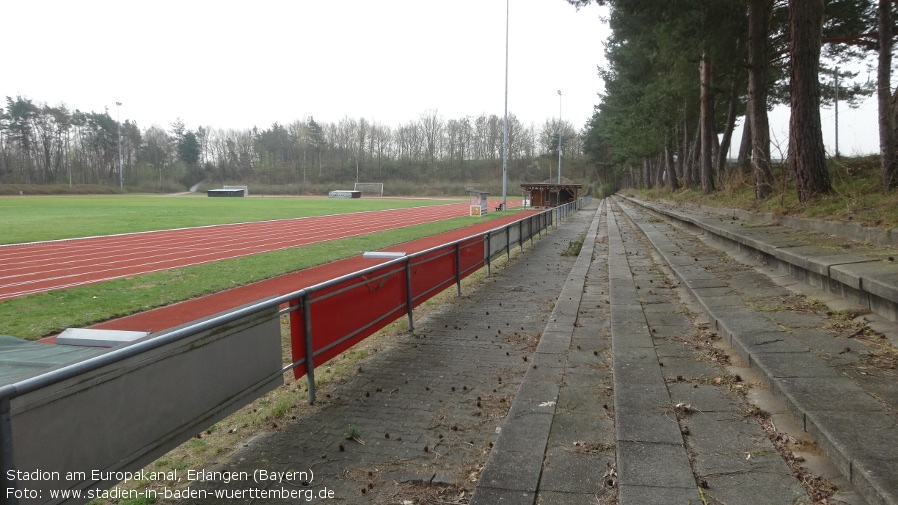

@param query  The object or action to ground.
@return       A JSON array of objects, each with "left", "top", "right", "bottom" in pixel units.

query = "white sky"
[
  {"left": 735, "top": 91, "right": 881, "bottom": 159},
  {"left": 3, "top": 0, "right": 878, "bottom": 155},
  {"left": 2, "top": 0, "right": 608, "bottom": 134}
]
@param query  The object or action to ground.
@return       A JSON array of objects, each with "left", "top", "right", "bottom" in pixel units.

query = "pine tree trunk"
[
  {"left": 643, "top": 158, "right": 651, "bottom": 189},
  {"left": 749, "top": 0, "right": 775, "bottom": 199},
  {"left": 666, "top": 143, "right": 680, "bottom": 191},
  {"left": 672, "top": 126, "right": 684, "bottom": 185},
  {"left": 679, "top": 119, "right": 688, "bottom": 184},
  {"left": 737, "top": 103, "right": 753, "bottom": 174},
  {"left": 879, "top": 0, "right": 897, "bottom": 189},
  {"left": 716, "top": 69, "right": 740, "bottom": 180},
  {"left": 700, "top": 53, "right": 715, "bottom": 194},
  {"left": 687, "top": 120, "right": 701, "bottom": 188},
  {"left": 788, "top": 0, "right": 831, "bottom": 202}
]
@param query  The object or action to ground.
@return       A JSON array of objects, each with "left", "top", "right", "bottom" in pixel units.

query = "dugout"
[
  {"left": 520, "top": 178, "right": 581, "bottom": 208},
  {"left": 467, "top": 189, "right": 489, "bottom": 216},
  {"left": 328, "top": 190, "right": 361, "bottom": 198},
  {"left": 207, "top": 188, "right": 246, "bottom": 197}
]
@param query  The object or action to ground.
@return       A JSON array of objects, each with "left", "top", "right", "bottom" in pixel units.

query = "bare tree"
[{"left": 419, "top": 109, "right": 444, "bottom": 164}]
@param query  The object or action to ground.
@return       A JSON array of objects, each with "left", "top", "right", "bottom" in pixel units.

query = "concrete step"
[
  {"left": 616, "top": 196, "right": 895, "bottom": 505},
  {"left": 607, "top": 199, "right": 833, "bottom": 505}
]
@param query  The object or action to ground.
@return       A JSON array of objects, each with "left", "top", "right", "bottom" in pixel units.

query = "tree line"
[
  {"left": 0, "top": 99, "right": 586, "bottom": 192},
  {"left": 568, "top": 0, "right": 894, "bottom": 202}
]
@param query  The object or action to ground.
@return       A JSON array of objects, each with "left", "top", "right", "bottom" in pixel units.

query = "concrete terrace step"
[
  {"left": 621, "top": 195, "right": 898, "bottom": 324},
  {"left": 472, "top": 201, "right": 609, "bottom": 504},
  {"left": 604, "top": 201, "right": 698, "bottom": 503},
  {"left": 616, "top": 196, "right": 898, "bottom": 505},
  {"left": 604, "top": 199, "right": 827, "bottom": 504},
  {"left": 474, "top": 199, "right": 844, "bottom": 504}
]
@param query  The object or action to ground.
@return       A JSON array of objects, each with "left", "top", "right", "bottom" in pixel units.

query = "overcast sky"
[
  {"left": 3, "top": 0, "right": 878, "bottom": 155},
  {"left": 3, "top": 0, "right": 607, "bottom": 134}
]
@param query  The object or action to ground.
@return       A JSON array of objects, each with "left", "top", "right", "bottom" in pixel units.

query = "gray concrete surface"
[
  {"left": 617, "top": 196, "right": 896, "bottom": 505},
  {"left": 170, "top": 196, "right": 898, "bottom": 505},
  {"left": 180, "top": 206, "right": 598, "bottom": 504}
]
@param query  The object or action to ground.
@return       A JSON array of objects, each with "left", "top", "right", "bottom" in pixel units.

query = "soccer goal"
[
  {"left": 223, "top": 185, "right": 249, "bottom": 196},
  {"left": 353, "top": 182, "right": 384, "bottom": 197}
]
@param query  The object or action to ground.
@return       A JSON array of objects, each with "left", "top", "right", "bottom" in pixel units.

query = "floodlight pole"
[
  {"left": 557, "top": 90, "right": 562, "bottom": 184},
  {"left": 834, "top": 66, "right": 840, "bottom": 159},
  {"left": 116, "top": 102, "right": 123, "bottom": 190},
  {"left": 501, "top": 0, "right": 509, "bottom": 211}
]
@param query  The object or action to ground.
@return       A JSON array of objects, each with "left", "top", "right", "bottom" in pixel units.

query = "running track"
[{"left": 0, "top": 202, "right": 505, "bottom": 301}]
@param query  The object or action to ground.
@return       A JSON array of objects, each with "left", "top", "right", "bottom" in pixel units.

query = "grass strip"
[{"left": 623, "top": 155, "right": 898, "bottom": 230}]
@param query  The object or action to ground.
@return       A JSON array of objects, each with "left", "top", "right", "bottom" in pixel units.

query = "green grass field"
[
  {"left": 0, "top": 194, "right": 515, "bottom": 339},
  {"left": 0, "top": 194, "right": 459, "bottom": 244}
]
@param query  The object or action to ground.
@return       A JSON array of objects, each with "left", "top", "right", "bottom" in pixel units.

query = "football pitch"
[{"left": 0, "top": 194, "right": 460, "bottom": 245}]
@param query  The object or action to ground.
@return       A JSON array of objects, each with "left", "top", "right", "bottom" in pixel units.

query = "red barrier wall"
[{"left": 290, "top": 236, "right": 486, "bottom": 379}]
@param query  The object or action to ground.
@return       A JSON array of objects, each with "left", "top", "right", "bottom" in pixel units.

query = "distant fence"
[{"left": 0, "top": 198, "right": 588, "bottom": 504}]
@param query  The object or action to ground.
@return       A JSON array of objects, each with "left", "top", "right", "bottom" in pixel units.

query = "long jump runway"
[{"left": 0, "top": 202, "right": 484, "bottom": 302}]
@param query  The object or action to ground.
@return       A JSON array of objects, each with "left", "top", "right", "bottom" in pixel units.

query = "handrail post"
[
  {"left": 505, "top": 225, "right": 510, "bottom": 261},
  {"left": 530, "top": 215, "right": 534, "bottom": 245},
  {"left": 455, "top": 243, "right": 462, "bottom": 296},
  {"left": 519, "top": 220, "right": 524, "bottom": 252},
  {"left": 485, "top": 232, "right": 492, "bottom": 277},
  {"left": 405, "top": 258, "right": 414, "bottom": 331},
  {"left": 1, "top": 397, "right": 17, "bottom": 505},
  {"left": 302, "top": 294, "right": 316, "bottom": 404}
]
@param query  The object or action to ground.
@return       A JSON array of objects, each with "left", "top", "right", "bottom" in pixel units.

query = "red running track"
[
  {"left": 0, "top": 202, "right": 501, "bottom": 301},
  {"left": 88, "top": 210, "right": 537, "bottom": 335}
]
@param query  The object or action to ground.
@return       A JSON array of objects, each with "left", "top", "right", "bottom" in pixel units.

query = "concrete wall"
[{"left": 9, "top": 307, "right": 282, "bottom": 504}]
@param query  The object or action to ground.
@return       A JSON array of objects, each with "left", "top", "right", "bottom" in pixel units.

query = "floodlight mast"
[
  {"left": 501, "top": 0, "right": 509, "bottom": 211},
  {"left": 116, "top": 102, "right": 123, "bottom": 190},
  {"left": 557, "top": 90, "right": 562, "bottom": 184}
]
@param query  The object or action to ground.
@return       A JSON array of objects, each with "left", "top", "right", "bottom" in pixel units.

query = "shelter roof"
[{"left": 520, "top": 178, "right": 582, "bottom": 190}]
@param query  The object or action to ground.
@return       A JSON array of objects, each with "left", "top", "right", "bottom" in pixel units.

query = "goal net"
[
  {"left": 353, "top": 182, "right": 384, "bottom": 197},
  {"left": 223, "top": 185, "right": 249, "bottom": 196}
]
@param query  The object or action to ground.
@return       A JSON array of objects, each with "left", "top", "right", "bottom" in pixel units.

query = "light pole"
[
  {"left": 116, "top": 102, "right": 123, "bottom": 190},
  {"left": 834, "top": 66, "right": 840, "bottom": 159},
  {"left": 501, "top": 0, "right": 509, "bottom": 211},
  {"left": 557, "top": 90, "right": 562, "bottom": 184}
]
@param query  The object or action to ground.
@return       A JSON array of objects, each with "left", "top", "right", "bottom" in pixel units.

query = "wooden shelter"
[{"left": 520, "top": 178, "right": 582, "bottom": 208}]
